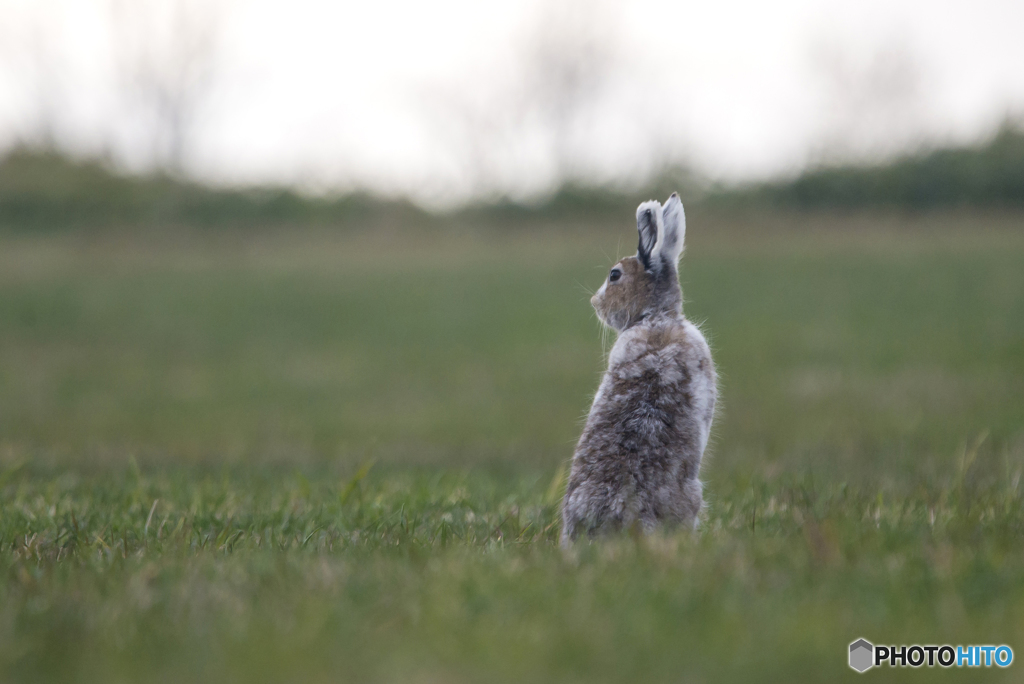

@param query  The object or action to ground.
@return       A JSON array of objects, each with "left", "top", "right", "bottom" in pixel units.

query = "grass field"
[{"left": 2, "top": 209, "right": 1024, "bottom": 682}]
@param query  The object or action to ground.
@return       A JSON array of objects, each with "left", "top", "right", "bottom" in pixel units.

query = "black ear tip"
[{"left": 669, "top": 192, "right": 679, "bottom": 199}]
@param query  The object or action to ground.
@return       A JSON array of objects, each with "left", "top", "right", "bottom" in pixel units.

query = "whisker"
[{"left": 598, "top": 315, "right": 611, "bottom": 358}]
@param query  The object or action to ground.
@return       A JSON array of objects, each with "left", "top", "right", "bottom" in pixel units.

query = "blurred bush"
[
  {"left": 0, "top": 147, "right": 428, "bottom": 231},
  {"left": 729, "top": 122, "right": 1024, "bottom": 210}
]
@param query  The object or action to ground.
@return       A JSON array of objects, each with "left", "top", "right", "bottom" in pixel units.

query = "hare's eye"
[{"left": 609, "top": 268, "right": 622, "bottom": 283}]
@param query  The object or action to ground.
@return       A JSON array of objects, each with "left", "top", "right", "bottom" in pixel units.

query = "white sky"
[{"left": 1, "top": 0, "right": 1023, "bottom": 203}]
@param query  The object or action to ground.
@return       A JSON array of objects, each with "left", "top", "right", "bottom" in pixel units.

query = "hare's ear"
[
  {"left": 635, "top": 200, "right": 663, "bottom": 271},
  {"left": 652, "top": 192, "right": 685, "bottom": 268}
]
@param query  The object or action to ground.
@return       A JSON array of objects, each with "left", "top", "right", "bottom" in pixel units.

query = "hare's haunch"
[{"left": 561, "top": 194, "right": 717, "bottom": 545}]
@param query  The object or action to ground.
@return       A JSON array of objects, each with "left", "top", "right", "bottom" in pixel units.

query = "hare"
[{"left": 561, "top": 193, "right": 717, "bottom": 545}]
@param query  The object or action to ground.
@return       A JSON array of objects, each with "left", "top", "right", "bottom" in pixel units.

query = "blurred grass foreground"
[{"left": 1, "top": 134, "right": 1024, "bottom": 683}]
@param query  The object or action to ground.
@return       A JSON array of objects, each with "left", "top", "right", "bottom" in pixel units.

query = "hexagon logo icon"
[{"left": 849, "top": 638, "right": 874, "bottom": 672}]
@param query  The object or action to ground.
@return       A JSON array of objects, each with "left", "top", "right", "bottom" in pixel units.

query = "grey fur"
[{"left": 561, "top": 194, "right": 716, "bottom": 545}]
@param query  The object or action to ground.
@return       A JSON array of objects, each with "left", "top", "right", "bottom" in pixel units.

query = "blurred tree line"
[{"left": 1, "top": 122, "right": 1023, "bottom": 231}]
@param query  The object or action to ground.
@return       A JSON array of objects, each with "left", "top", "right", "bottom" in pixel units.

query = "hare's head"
[{"left": 591, "top": 193, "right": 686, "bottom": 331}]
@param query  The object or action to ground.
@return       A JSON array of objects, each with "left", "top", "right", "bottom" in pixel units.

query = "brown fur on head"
[{"left": 590, "top": 194, "right": 687, "bottom": 332}]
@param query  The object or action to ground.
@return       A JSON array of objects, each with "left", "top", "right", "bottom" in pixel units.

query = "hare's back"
[
  {"left": 600, "top": 317, "right": 716, "bottom": 449},
  {"left": 669, "top": 319, "right": 716, "bottom": 453}
]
